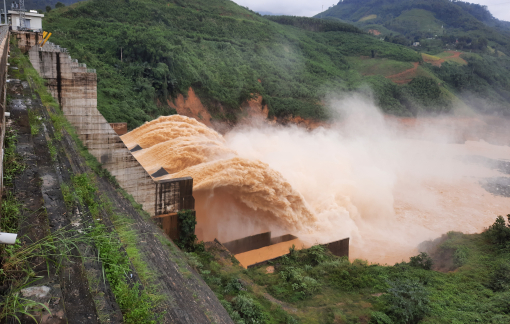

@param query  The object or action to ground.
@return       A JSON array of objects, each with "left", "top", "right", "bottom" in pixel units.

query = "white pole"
[
  {"left": 3, "top": 0, "right": 7, "bottom": 26},
  {"left": 0, "top": 232, "right": 17, "bottom": 244}
]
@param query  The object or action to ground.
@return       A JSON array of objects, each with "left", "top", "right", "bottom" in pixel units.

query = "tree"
[
  {"left": 45, "top": 5, "right": 51, "bottom": 12},
  {"left": 484, "top": 215, "right": 510, "bottom": 247},
  {"left": 383, "top": 279, "right": 430, "bottom": 324},
  {"left": 55, "top": 2, "right": 65, "bottom": 8},
  {"left": 477, "top": 37, "right": 488, "bottom": 50}
]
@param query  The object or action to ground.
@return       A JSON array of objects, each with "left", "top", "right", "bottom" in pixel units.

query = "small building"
[
  {"left": 8, "top": 10, "right": 44, "bottom": 32},
  {"left": 413, "top": 42, "right": 420, "bottom": 47}
]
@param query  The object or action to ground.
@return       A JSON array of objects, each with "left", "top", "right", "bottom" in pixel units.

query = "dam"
[
  {"left": 11, "top": 31, "right": 349, "bottom": 267},
  {"left": 7, "top": 31, "right": 510, "bottom": 267}
]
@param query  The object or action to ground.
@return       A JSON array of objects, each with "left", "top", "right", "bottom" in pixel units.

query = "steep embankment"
[{"left": 3, "top": 39, "right": 232, "bottom": 324}]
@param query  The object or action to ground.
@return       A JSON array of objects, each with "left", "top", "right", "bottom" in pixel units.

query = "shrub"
[
  {"left": 409, "top": 252, "right": 433, "bottom": 270},
  {"left": 371, "top": 311, "right": 394, "bottom": 324},
  {"left": 453, "top": 247, "right": 469, "bottom": 267},
  {"left": 401, "top": 76, "right": 451, "bottom": 113},
  {"left": 307, "top": 244, "right": 329, "bottom": 266},
  {"left": 184, "top": 252, "right": 203, "bottom": 270},
  {"left": 231, "top": 295, "right": 267, "bottom": 324},
  {"left": 278, "top": 266, "right": 321, "bottom": 298},
  {"left": 177, "top": 210, "right": 198, "bottom": 251},
  {"left": 484, "top": 215, "right": 510, "bottom": 248},
  {"left": 382, "top": 279, "right": 430, "bottom": 324},
  {"left": 328, "top": 259, "right": 381, "bottom": 291},
  {"left": 224, "top": 278, "right": 245, "bottom": 295},
  {"left": 487, "top": 263, "right": 510, "bottom": 292}
]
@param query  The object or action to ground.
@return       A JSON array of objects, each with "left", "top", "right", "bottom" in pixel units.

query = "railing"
[{"left": 0, "top": 26, "right": 10, "bottom": 219}]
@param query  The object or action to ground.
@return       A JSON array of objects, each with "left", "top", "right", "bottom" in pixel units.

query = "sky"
[{"left": 232, "top": 0, "right": 510, "bottom": 22}]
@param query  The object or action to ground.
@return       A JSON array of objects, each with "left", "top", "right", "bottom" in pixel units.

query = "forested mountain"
[
  {"left": 41, "top": 0, "right": 510, "bottom": 129},
  {"left": 318, "top": 0, "right": 510, "bottom": 53}
]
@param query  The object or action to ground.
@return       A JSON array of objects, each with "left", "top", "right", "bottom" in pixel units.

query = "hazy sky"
[{"left": 232, "top": 0, "right": 510, "bottom": 22}]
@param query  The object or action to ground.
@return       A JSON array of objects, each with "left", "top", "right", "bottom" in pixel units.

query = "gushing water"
[{"left": 122, "top": 98, "right": 510, "bottom": 264}]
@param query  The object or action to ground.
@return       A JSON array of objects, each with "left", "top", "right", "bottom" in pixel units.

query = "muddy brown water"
[{"left": 123, "top": 112, "right": 510, "bottom": 267}]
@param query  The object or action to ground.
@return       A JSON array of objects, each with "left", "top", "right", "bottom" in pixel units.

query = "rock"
[{"left": 21, "top": 286, "right": 51, "bottom": 298}]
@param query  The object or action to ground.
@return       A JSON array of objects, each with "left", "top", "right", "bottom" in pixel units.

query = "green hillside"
[
  {"left": 187, "top": 215, "right": 510, "bottom": 324},
  {"left": 317, "top": 0, "right": 510, "bottom": 116},
  {"left": 319, "top": 0, "right": 510, "bottom": 53},
  {"left": 42, "top": 0, "right": 510, "bottom": 129},
  {"left": 43, "top": 0, "right": 429, "bottom": 128}
]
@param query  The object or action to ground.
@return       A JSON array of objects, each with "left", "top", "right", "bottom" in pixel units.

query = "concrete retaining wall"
[
  {"left": 26, "top": 40, "right": 156, "bottom": 215},
  {"left": 14, "top": 31, "right": 42, "bottom": 53}
]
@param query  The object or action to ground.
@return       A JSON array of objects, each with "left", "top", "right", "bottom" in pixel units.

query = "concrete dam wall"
[{"left": 27, "top": 40, "right": 158, "bottom": 215}]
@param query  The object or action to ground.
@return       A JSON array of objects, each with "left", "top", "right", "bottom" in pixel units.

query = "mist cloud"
[{"left": 225, "top": 94, "right": 510, "bottom": 264}]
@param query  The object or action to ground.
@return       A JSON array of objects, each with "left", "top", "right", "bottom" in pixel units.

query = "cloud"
[
  {"left": 231, "top": 0, "right": 324, "bottom": 17},
  {"left": 231, "top": 0, "right": 510, "bottom": 22},
  {"left": 482, "top": 0, "right": 510, "bottom": 21}
]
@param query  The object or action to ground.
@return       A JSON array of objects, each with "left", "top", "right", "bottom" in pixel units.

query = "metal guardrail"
[{"left": 0, "top": 26, "right": 10, "bottom": 223}]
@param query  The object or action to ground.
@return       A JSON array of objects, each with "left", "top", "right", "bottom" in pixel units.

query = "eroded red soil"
[{"left": 385, "top": 62, "right": 420, "bottom": 84}]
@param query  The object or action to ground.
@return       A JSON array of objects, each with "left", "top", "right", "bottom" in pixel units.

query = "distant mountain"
[
  {"left": 316, "top": 0, "right": 510, "bottom": 54},
  {"left": 23, "top": 0, "right": 81, "bottom": 11},
  {"left": 257, "top": 11, "right": 285, "bottom": 16}
]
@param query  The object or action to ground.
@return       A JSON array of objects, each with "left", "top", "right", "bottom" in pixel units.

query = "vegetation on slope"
[
  {"left": 43, "top": 0, "right": 441, "bottom": 128},
  {"left": 319, "top": 0, "right": 510, "bottom": 52},
  {"left": 40, "top": 0, "right": 510, "bottom": 126},
  {"left": 317, "top": 0, "right": 510, "bottom": 114},
  {"left": 185, "top": 215, "right": 510, "bottom": 323}
]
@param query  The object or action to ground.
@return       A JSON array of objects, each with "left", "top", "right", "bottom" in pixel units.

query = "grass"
[
  {"left": 422, "top": 53, "right": 442, "bottom": 62},
  {"left": 0, "top": 285, "right": 52, "bottom": 323},
  {"left": 0, "top": 229, "right": 86, "bottom": 322},
  {"left": 436, "top": 51, "right": 458, "bottom": 58},
  {"left": 64, "top": 172, "right": 164, "bottom": 323},
  {"left": 390, "top": 9, "right": 443, "bottom": 35},
  {"left": 446, "top": 56, "right": 468, "bottom": 65},
  {"left": 47, "top": 139, "right": 57, "bottom": 161},
  {"left": 2, "top": 128, "right": 25, "bottom": 187},
  {"left": 359, "top": 24, "right": 400, "bottom": 37},
  {"left": 359, "top": 14, "right": 377, "bottom": 22},
  {"left": 49, "top": 112, "right": 66, "bottom": 140},
  {"left": 60, "top": 182, "right": 74, "bottom": 211},
  {"left": 88, "top": 220, "right": 162, "bottom": 324},
  {"left": 188, "top": 221, "right": 510, "bottom": 323},
  {"left": 0, "top": 193, "right": 22, "bottom": 234},
  {"left": 28, "top": 109, "right": 42, "bottom": 136},
  {"left": 347, "top": 57, "right": 415, "bottom": 77},
  {"left": 9, "top": 38, "right": 60, "bottom": 111}
]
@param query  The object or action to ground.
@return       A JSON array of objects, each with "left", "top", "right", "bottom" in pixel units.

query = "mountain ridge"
[{"left": 41, "top": 0, "right": 510, "bottom": 129}]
